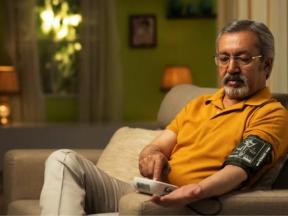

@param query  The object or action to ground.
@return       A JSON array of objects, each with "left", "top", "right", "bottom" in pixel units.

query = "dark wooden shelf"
[{"left": 167, "top": 14, "right": 216, "bottom": 19}]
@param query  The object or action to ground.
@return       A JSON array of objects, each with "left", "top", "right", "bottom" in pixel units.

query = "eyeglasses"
[{"left": 214, "top": 54, "right": 262, "bottom": 67}]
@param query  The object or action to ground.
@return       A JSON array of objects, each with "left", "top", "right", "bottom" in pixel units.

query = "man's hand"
[
  {"left": 138, "top": 129, "right": 177, "bottom": 180},
  {"left": 139, "top": 151, "right": 168, "bottom": 180},
  {"left": 151, "top": 165, "right": 247, "bottom": 207},
  {"left": 151, "top": 184, "right": 203, "bottom": 207}
]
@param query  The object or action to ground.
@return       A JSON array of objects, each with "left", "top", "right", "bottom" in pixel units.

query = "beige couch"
[{"left": 4, "top": 84, "right": 288, "bottom": 215}]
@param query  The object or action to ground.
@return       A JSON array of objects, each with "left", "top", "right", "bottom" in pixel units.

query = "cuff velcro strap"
[{"left": 224, "top": 135, "right": 272, "bottom": 177}]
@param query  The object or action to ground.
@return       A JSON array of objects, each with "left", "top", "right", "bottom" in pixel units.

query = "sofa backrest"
[
  {"left": 271, "top": 93, "right": 288, "bottom": 109},
  {"left": 157, "top": 84, "right": 288, "bottom": 128},
  {"left": 157, "top": 84, "right": 216, "bottom": 128}
]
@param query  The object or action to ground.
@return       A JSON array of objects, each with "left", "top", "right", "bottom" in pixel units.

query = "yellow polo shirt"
[{"left": 166, "top": 87, "right": 288, "bottom": 186}]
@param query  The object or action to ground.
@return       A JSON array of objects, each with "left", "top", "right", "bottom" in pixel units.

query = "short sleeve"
[
  {"left": 244, "top": 102, "right": 288, "bottom": 165},
  {"left": 166, "top": 105, "right": 188, "bottom": 134}
]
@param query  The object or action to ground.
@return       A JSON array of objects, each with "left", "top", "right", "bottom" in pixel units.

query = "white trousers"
[{"left": 40, "top": 149, "right": 134, "bottom": 216}]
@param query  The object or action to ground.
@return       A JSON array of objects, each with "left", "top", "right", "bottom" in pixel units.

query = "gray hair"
[{"left": 216, "top": 20, "right": 274, "bottom": 60}]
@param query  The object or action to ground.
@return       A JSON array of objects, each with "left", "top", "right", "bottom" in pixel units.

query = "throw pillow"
[
  {"left": 272, "top": 155, "right": 288, "bottom": 188},
  {"left": 96, "top": 127, "right": 162, "bottom": 182},
  {"left": 253, "top": 155, "right": 288, "bottom": 189}
]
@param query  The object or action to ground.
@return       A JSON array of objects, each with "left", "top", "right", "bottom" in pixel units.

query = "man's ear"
[{"left": 264, "top": 58, "right": 273, "bottom": 79}]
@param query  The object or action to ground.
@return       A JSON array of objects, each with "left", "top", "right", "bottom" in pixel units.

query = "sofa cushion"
[
  {"left": 8, "top": 200, "right": 41, "bottom": 215},
  {"left": 273, "top": 155, "right": 288, "bottom": 189},
  {"left": 254, "top": 155, "right": 288, "bottom": 189},
  {"left": 119, "top": 190, "right": 288, "bottom": 215},
  {"left": 96, "top": 127, "right": 161, "bottom": 182},
  {"left": 7, "top": 200, "right": 118, "bottom": 216}
]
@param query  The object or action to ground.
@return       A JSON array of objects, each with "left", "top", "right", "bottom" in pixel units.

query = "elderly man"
[
  {"left": 40, "top": 20, "right": 288, "bottom": 215},
  {"left": 139, "top": 19, "right": 288, "bottom": 206}
]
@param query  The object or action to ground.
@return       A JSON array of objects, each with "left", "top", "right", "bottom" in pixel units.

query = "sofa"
[{"left": 4, "top": 84, "right": 288, "bottom": 215}]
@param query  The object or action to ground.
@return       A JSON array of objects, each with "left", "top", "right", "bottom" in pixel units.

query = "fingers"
[
  {"left": 139, "top": 155, "right": 155, "bottom": 179},
  {"left": 153, "top": 157, "right": 167, "bottom": 180},
  {"left": 151, "top": 194, "right": 176, "bottom": 207},
  {"left": 151, "top": 184, "right": 203, "bottom": 207},
  {"left": 139, "top": 153, "right": 168, "bottom": 180}
]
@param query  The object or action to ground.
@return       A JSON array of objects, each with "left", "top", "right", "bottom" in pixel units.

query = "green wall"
[
  {"left": 117, "top": 0, "right": 217, "bottom": 121},
  {"left": 45, "top": 95, "right": 78, "bottom": 122}
]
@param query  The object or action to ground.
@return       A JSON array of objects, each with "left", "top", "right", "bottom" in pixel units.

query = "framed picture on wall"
[{"left": 129, "top": 14, "right": 157, "bottom": 48}]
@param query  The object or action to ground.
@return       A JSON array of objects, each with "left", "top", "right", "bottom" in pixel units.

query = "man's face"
[{"left": 216, "top": 31, "right": 270, "bottom": 100}]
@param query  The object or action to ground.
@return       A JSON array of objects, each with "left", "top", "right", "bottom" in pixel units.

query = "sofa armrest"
[
  {"left": 119, "top": 190, "right": 288, "bottom": 215},
  {"left": 119, "top": 192, "right": 192, "bottom": 215},
  {"left": 3, "top": 149, "right": 103, "bottom": 212}
]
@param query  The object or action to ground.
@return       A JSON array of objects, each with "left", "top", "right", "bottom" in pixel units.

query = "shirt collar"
[
  {"left": 245, "top": 87, "right": 272, "bottom": 106},
  {"left": 205, "top": 87, "right": 272, "bottom": 109}
]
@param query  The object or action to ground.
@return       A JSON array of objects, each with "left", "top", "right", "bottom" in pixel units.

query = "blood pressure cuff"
[{"left": 224, "top": 135, "right": 272, "bottom": 178}]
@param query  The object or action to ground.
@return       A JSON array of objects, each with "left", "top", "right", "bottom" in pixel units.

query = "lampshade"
[
  {"left": 0, "top": 66, "right": 20, "bottom": 94},
  {"left": 160, "top": 66, "right": 192, "bottom": 92}
]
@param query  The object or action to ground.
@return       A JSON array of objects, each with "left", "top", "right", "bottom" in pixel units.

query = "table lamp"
[
  {"left": 160, "top": 66, "right": 192, "bottom": 92},
  {"left": 0, "top": 66, "right": 20, "bottom": 125}
]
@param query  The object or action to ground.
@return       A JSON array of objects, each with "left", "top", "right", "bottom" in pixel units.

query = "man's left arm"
[
  {"left": 152, "top": 164, "right": 247, "bottom": 206},
  {"left": 153, "top": 135, "right": 273, "bottom": 206}
]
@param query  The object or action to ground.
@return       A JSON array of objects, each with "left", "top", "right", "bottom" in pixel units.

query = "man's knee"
[
  {"left": 46, "top": 149, "right": 79, "bottom": 168},
  {"left": 45, "top": 149, "right": 87, "bottom": 183}
]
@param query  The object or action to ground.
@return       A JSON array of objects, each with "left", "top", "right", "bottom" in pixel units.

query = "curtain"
[
  {"left": 6, "top": 0, "right": 44, "bottom": 123},
  {"left": 79, "top": 0, "right": 123, "bottom": 122},
  {"left": 5, "top": 0, "right": 121, "bottom": 123}
]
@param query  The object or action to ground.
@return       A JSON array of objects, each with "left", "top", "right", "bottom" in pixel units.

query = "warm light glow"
[
  {"left": 39, "top": 0, "right": 82, "bottom": 42},
  {"left": 0, "top": 118, "right": 8, "bottom": 125},
  {"left": 0, "top": 104, "right": 10, "bottom": 117},
  {"left": 52, "top": 16, "right": 61, "bottom": 30},
  {"left": 0, "top": 66, "right": 19, "bottom": 94},
  {"left": 161, "top": 66, "right": 192, "bottom": 92},
  {"left": 0, "top": 66, "right": 15, "bottom": 72},
  {"left": 69, "top": 15, "right": 82, "bottom": 26},
  {"left": 40, "top": 9, "right": 54, "bottom": 34},
  {"left": 56, "top": 26, "right": 69, "bottom": 40},
  {"left": 0, "top": 102, "right": 10, "bottom": 126},
  {"left": 38, "top": 0, "right": 82, "bottom": 94},
  {"left": 74, "top": 42, "right": 82, "bottom": 51},
  {"left": 0, "top": 66, "right": 19, "bottom": 125},
  {"left": 52, "top": 0, "right": 60, "bottom": 5}
]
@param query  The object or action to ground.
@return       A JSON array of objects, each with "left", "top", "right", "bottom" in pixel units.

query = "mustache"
[{"left": 222, "top": 73, "right": 247, "bottom": 85}]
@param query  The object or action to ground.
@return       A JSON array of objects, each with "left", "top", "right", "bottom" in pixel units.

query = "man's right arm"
[{"left": 139, "top": 129, "right": 177, "bottom": 180}]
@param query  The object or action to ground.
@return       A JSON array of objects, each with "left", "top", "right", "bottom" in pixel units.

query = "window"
[
  {"left": 6, "top": 0, "right": 122, "bottom": 123},
  {"left": 37, "top": 0, "right": 82, "bottom": 95}
]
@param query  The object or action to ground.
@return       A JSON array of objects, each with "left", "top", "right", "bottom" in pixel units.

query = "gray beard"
[{"left": 224, "top": 85, "right": 250, "bottom": 99}]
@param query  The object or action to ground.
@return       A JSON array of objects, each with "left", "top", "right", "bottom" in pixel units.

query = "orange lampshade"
[
  {"left": 161, "top": 66, "right": 192, "bottom": 92},
  {"left": 0, "top": 66, "right": 19, "bottom": 94}
]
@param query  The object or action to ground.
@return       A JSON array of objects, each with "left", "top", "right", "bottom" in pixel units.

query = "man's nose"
[{"left": 227, "top": 58, "right": 240, "bottom": 74}]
